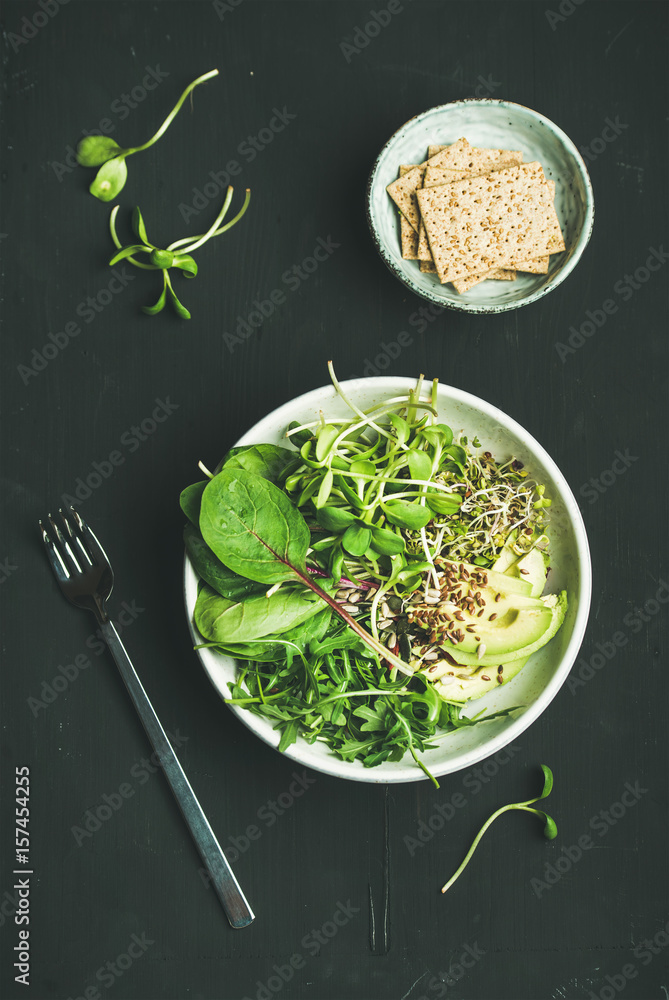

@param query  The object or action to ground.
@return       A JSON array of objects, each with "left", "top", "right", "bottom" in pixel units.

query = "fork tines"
[{"left": 40, "top": 507, "right": 95, "bottom": 580}]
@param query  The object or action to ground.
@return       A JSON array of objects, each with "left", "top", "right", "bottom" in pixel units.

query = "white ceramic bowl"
[
  {"left": 184, "top": 378, "right": 591, "bottom": 782},
  {"left": 366, "top": 99, "right": 595, "bottom": 314}
]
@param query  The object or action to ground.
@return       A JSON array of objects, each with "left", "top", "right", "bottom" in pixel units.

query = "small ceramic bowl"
[
  {"left": 366, "top": 99, "right": 594, "bottom": 314},
  {"left": 184, "top": 377, "right": 592, "bottom": 783}
]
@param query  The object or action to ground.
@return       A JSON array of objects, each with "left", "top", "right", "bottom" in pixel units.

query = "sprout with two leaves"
[
  {"left": 440, "top": 765, "right": 558, "bottom": 895},
  {"left": 77, "top": 70, "right": 219, "bottom": 202},
  {"left": 109, "top": 186, "right": 251, "bottom": 319}
]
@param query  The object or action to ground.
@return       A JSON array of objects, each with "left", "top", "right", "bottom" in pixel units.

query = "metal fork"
[{"left": 39, "top": 505, "right": 254, "bottom": 929}]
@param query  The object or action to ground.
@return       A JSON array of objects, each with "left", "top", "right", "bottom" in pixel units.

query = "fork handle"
[{"left": 100, "top": 620, "right": 255, "bottom": 929}]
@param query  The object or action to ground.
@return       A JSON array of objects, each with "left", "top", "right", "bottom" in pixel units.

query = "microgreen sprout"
[
  {"left": 440, "top": 765, "right": 557, "bottom": 895},
  {"left": 77, "top": 69, "right": 219, "bottom": 201},
  {"left": 108, "top": 188, "right": 251, "bottom": 318}
]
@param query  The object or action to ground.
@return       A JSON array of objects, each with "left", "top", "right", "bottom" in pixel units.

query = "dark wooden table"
[{"left": 2, "top": 2, "right": 667, "bottom": 998}]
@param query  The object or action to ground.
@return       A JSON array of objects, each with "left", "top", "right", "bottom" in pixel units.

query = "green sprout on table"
[
  {"left": 77, "top": 69, "right": 219, "bottom": 202},
  {"left": 108, "top": 188, "right": 251, "bottom": 319},
  {"left": 441, "top": 765, "right": 557, "bottom": 895}
]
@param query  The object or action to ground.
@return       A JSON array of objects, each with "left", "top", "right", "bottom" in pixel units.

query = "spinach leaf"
[
  {"left": 210, "top": 607, "right": 332, "bottom": 661},
  {"left": 200, "top": 469, "right": 310, "bottom": 584},
  {"left": 199, "top": 470, "right": 415, "bottom": 676},
  {"left": 180, "top": 481, "right": 207, "bottom": 526},
  {"left": 184, "top": 524, "right": 265, "bottom": 601},
  {"left": 220, "top": 443, "right": 298, "bottom": 483},
  {"left": 194, "top": 581, "right": 323, "bottom": 643}
]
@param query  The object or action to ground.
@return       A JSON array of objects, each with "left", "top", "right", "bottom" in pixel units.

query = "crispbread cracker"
[
  {"left": 416, "top": 162, "right": 565, "bottom": 283},
  {"left": 417, "top": 166, "right": 474, "bottom": 262},
  {"left": 423, "top": 149, "right": 523, "bottom": 188},
  {"left": 446, "top": 181, "right": 556, "bottom": 278},
  {"left": 515, "top": 255, "right": 549, "bottom": 274},
  {"left": 386, "top": 164, "right": 426, "bottom": 233},
  {"left": 452, "top": 269, "right": 516, "bottom": 293},
  {"left": 386, "top": 138, "right": 471, "bottom": 233},
  {"left": 398, "top": 165, "right": 420, "bottom": 258},
  {"left": 417, "top": 152, "right": 524, "bottom": 261}
]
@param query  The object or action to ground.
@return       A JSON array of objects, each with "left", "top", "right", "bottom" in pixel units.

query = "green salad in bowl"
[{"left": 182, "top": 366, "right": 590, "bottom": 785}]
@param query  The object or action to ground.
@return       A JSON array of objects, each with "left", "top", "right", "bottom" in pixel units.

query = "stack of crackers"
[{"left": 386, "top": 138, "right": 565, "bottom": 293}]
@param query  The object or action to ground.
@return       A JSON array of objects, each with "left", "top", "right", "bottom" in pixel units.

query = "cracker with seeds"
[
  {"left": 417, "top": 153, "right": 524, "bottom": 262},
  {"left": 386, "top": 137, "right": 470, "bottom": 232},
  {"left": 416, "top": 162, "right": 565, "bottom": 284},
  {"left": 398, "top": 166, "right": 420, "bottom": 258}
]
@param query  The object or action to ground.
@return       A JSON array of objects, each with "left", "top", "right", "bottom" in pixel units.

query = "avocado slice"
[
  {"left": 433, "top": 592, "right": 567, "bottom": 704},
  {"left": 491, "top": 530, "right": 521, "bottom": 573},
  {"left": 438, "top": 592, "right": 567, "bottom": 668},
  {"left": 435, "top": 654, "right": 530, "bottom": 704},
  {"left": 500, "top": 547, "right": 548, "bottom": 598},
  {"left": 449, "top": 603, "right": 554, "bottom": 655}
]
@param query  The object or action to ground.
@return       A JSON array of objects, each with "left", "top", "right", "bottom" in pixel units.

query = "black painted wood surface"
[{"left": 1, "top": 2, "right": 667, "bottom": 999}]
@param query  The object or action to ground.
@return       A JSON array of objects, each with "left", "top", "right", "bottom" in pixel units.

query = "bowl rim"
[
  {"left": 366, "top": 97, "right": 595, "bottom": 315},
  {"left": 183, "top": 376, "right": 592, "bottom": 782}
]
